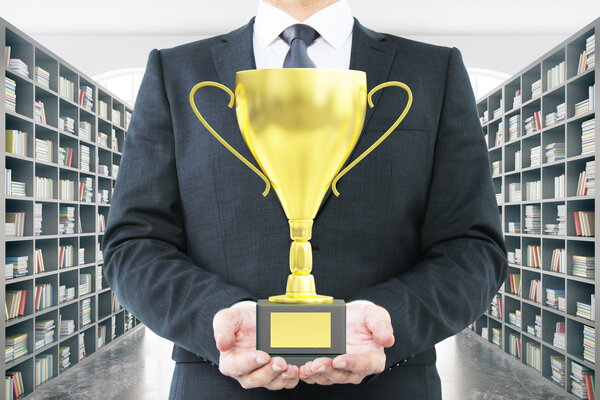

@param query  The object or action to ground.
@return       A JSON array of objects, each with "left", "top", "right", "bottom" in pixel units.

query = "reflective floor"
[{"left": 26, "top": 327, "right": 570, "bottom": 400}]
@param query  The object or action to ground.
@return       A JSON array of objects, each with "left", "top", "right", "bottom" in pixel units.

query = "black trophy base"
[{"left": 256, "top": 299, "right": 346, "bottom": 366}]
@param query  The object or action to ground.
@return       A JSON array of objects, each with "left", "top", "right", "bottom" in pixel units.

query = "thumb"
[
  {"left": 213, "top": 307, "right": 241, "bottom": 352},
  {"left": 365, "top": 305, "right": 395, "bottom": 348}
]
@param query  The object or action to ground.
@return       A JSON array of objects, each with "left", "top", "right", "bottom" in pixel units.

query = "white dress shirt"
[
  {"left": 252, "top": 0, "right": 354, "bottom": 69},
  {"left": 232, "top": 1, "right": 372, "bottom": 310}
]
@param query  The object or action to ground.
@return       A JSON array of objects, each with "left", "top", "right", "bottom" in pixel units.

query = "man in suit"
[{"left": 102, "top": 0, "right": 508, "bottom": 398}]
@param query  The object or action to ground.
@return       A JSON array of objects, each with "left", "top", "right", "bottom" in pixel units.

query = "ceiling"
[{"left": 1, "top": 0, "right": 599, "bottom": 36}]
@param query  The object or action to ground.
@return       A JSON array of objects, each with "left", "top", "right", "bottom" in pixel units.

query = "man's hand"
[
  {"left": 213, "top": 305, "right": 300, "bottom": 390},
  {"left": 299, "top": 302, "right": 394, "bottom": 385}
]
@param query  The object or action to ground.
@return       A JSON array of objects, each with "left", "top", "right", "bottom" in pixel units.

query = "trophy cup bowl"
[{"left": 190, "top": 69, "right": 412, "bottom": 365}]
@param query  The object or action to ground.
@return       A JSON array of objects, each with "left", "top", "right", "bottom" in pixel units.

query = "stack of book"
[
  {"left": 59, "top": 179, "right": 75, "bottom": 201},
  {"left": 576, "top": 294, "right": 595, "bottom": 321},
  {"left": 97, "top": 189, "right": 109, "bottom": 204},
  {"left": 526, "top": 314, "right": 541, "bottom": 335},
  {"left": 59, "top": 116, "right": 75, "bottom": 133},
  {"left": 550, "top": 248, "right": 566, "bottom": 273},
  {"left": 79, "top": 177, "right": 93, "bottom": 202},
  {"left": 5, "top": 333, "right": 27, "bottom": 361},
  {"left": 59, "top": 346, "right": 71, "bottom": 372},
  {"left": 125, "top": 311, "right": 135, "bottom": 330},
  {"left": 34, "top": 203, "right": 42, "bottom": 235},
  {"left": 532, "top": 79, "right": 542, "bottom": 98},
  {"left": 35, "top": 138, "right": 53, "bottom": 163},
  {"left": 59, "top": 206, "right": 75, "bottom": 234},
  {"left": 5, "top": 256, "right": 28, "bottom": 279},
  {"left": 553, "top": 321, "right": 566, "bottom": 349},
  {"left": 5, "top": 130, "right": 27, "bottom": 156},
  {"left": 495, "top": 125, "right": 503, "bottom": 146},
  {"left": 547, "top": 61, "right": 565, "bottom": 89},
  {"left": 508, "top": 115, "right": 520, "bottom": 141},
  {"left": 524, "top": 205, "right": 541, "bottom": 234},
  {"left": 508, "top": 273, "right": 521, "bottom": 295},
  {"left": 545, "top": 142, "right": 565, "bottom": 162},
  {"left": 59, "top": 245, "right": 74, "bottom": 269},
  {"left": 79, "top": 121, "right": 92, "bottom": 141},
  {"left": 8, "top": 58, "right": 29, "bottom": 77},
  {"left": 79, "top": 248, "right": 85, "bottom": 264},
  {"left": 572, "top": 255, "right": 595, "bottom": 279},
  {"left": 34, "top": 319, "right": 55, "bottom": 349},
  {"left": 528, "top": 279, "right": 541, "bottom": 303},
  {"left": 34, "top": 100, "right": 46, "bottom": 124},
  {"left": 573, "top": 211, "right": 595, "bottom": 236},
  {"left": 525, "top": 180, "right": 541, "bottom": 201},
  {"left": 112, "top": 108, "right": 121, "bottom": 126},
  {"left": 524, "top": 111, "right": 541, "bottom": 134},
  {"left": 34, "top": 354, "right": 53, "bottom": 386},
  {"left": 6, "top": 370, "right": 25, "bottom": 399},
  {"left": 554, "top": 174, "right": 565, "bottom": 199},
  {"left": 491, "top": 160, "right": 501, "bottom": 176},
  {"left": 530, "top": 145, "right": 541, "bottom": 166},
  {"left": 581, "top": 119, "right": 595, "bottom": 155},
  {"left": 34, "top": 176, "right": 53, "bottom": 199},
  {"left": 5, "top": 77, "right": 16, "bottom": 112},
  {"left": 80, "top": 145, "right": 90, "bottom": 171},
  {"left": 60, "top": 319, "right": 75, "bottom": 337},
  {"left": 512, "top": 90, "right": 521, "bottom": 109},
  {"left": 526, "top": 244, "right": 541, "bottom": 267},
  {"left": 97, "top": 132, "right": 109, "bottom": 148},
  {"left": 97, "top": 266, "right": 103, "bottom": 291},
  {"left": 5, "top": 289, "right": 27, "bottom": 320},
  {"left": 112, "top": 164, "right": 120, "bottom": 179},
  {"left": 5, "top": 212, "right": 25, "bottom": 237},
  {"left": 98, "top": 100, "right": 108, "bottom": 119},
  {"left": 525, "top": 341, "right": 541, "bottom": 371},
  {"left": 586, "top": 160, "right": 596, "bottom": 195},
  {"left": 550, "top": 355, "right": 565, "bottom": 388},
  {"left": 5, "top": 345, "right": 13, "bottom": 364},
  {"left": 79, "top": 85, "right": 94, "bottom": 110},
  {"left": 126, "top": 111, "right": 132, "bottom": 129},
  {"left": 570, "top": 361, "right": 594, "bottom": 399},
  {"left": 59, "top": 76, "right": 74, "bottom": 101},
  {"left": 508, "top": 310, "right": 521, "bottom": 328},
  {"left": 35, "top": 66, "right": 50, "bottom": 88},
  {"left": 508, "top": 333, "right": 521, "bottom": 359},
  {"left": 59, "top": 146, "right": 73, "bottom": 167},
  {"left": 5, "top": 169, "right": 26, "bottom": 197},
  {"left": 81, "top": 298, "right": 92, "bottom": 326},
  {"left": 98, "top": 325, "right": 107, "bottom": 349},
  {"left": 58, "top": 286, "right": 75, "bottom": 304},
  {"left": 35, "top": 283, "right": 53, "bottom": 311},
  {"left": 79, "top": 332, "right": 86, "bottom": 360},
  {"left": 546, "top": 288, "right": 565, "bottom": 310},
  {"left": 584, "top": 325, "right": 596, "bottom": 363},
  {"left": 508, "top": 182, "right": 521, "bottom": 202},
  {"left": 98, "top": 165, "right": 109, "bottom": 176},
  {"left": 491, "top": 293, "right": 502, "bottom": 318},
  {"left": 79, "top": 274, "right": 91, "bottom": 295},
  {"left": 578, "top": 34, "right": 596, "bottom": 73}
]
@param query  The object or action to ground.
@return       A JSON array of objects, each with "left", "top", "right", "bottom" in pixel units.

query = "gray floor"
[{"left": 25, "top": 327, "right": 571, "bottom": 400}]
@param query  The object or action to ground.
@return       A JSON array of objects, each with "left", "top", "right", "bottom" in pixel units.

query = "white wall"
[{"left": 32, "top": 33, "right": 568, "bottom": 79}]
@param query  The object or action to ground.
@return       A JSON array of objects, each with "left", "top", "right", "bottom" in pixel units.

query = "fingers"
[
  {"left": 237, "top": 357, "right": 299, "bottom": 390},
  {"left": 300, "top": 358, "right": 362, "bottom": 385},
  {"left": 219, "top": 350, "right": 271, "bottom": 377},
  {"left": 333, "top": 352, "right": 384, "bottom": 375},
  {"left": 365, "top": 306, "right": 395, "bottom": 348},
  {"left": 213, "top": 307, "right": 240, "bottom": 352}
]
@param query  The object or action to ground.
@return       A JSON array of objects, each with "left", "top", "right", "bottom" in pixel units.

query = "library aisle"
[{"left": 22, "top": 327, "right": 566, "bottom": 400}]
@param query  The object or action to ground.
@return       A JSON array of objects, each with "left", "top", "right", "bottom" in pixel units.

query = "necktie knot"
[{"left": 280, "top": 24, "right": 320, "bottom": 68}]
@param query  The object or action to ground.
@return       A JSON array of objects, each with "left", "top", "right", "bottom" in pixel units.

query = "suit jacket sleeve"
[
  {"left": 102, "top": 49, "right": 257, "bottom": 364},
  {"left": 351, "top": 47, "right": 508, "bottom": 368}
]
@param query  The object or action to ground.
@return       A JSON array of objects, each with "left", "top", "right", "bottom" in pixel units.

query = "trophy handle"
[
  {"left": 331, "top": 81, "right": 413, "bottom": 197},
  {"left": 189, "top": 81, "right": 271, "bottom": 197}
]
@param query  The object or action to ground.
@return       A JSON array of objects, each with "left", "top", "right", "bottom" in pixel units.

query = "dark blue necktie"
[{"left": 280, "top": 24, "right": 320, "bottom": 68}]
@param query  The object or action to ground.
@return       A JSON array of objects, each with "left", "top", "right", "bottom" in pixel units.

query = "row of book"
[
  {"left": 547, "top": 61, "right": 565, "bottom": 90},
  {"left": 508, "top": 333, "right": 521, "bottom": 359},
  {"left": 59, "top": 179, "right": 75, "bottom": 201},
  {"left": 526, "top": 314, "right": 542, "bottom": 338},
  {"left": 524, "top": 179, "right": 541, "bottom": 201},
  {"left": 80, "top": 86, "right": 93, "bottom": 110},
  {"left": 576, "top": 160, "right": 596, "bottom": 196},
  {"left": 59, "top": 76, "right": 75, "bottom": 102},
  {"left": 59, "top": 146, "right": 73, "bottom": 167},
  {"left": 528, "top": 279, "right": 541, "bottom": 303},
  {"left": 507, "top": 182, "right": 520, "bottom": 203},
  {"left": 576, "top": 34, "right": 596, "bottom": 74},
  {"left": 6, "top": 129, "right": 27, "bottom": 156},
  {"left": 526, "top": 244, "right": 541, "bottom": 268},
  {"left": 550, "top": 247, "right": 566, "bottom": 273},
  {"left": 34, "top": 100, "right": 46, "bottom": 124},
  {"left": 582, "top": 118, "right": 595, "bottom": 155},
  {"left": 491, "top": 294, "right": 502, "bottom": 318},
  {"left": 60, "top": 206, "right": 75, "bottom": 235},
  {"left": 5, "top": 77, "right": 16, "bottom": 112},
  {"left": 34, "top": 176, "right": 53, "bottom": 198},
  {"left": 59, "top": 244, "right": 75, "bottom": 268},
  {"left": 5, "top": 370, "right": 24, "bottom": 400},
  {"left": 79, "top": 121, "right": 92, "bottom": 141},
  {"left": 34, "top": 354, "right": 53, "bottom": 387},
  {"left": 35, "top": 283, "right": 53, "bottom": 311},
  {"left": 5, "top": 169, "right": 26, "bottom": 197},
  {"left": 573, "top": 211, "right": 595, "bottom": 236},
  {"left": 508, "top": 273, "right": 521, "bottom": 295},
  {"left": 5, "top": 289, "right": 27, "bottom": 321},
  {"left": 5, "top": 211, "right": 25, "bottom": 237},
  {"left": 524, "top": 111, "right": 541, "bottom": 135},
  {"left": 35, "top": 138, "right": 53, "bottom": 163},
  {"left": 525, "top": 341, "right": 541, "bottom": 372}
]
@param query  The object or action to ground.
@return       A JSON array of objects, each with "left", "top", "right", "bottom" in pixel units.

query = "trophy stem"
[{"left": 269, "top": 220, "right": 333, "bottom": 304}]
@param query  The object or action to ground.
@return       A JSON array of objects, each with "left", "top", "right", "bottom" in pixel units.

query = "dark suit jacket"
[{"left": 103, "top": 17, "right": 507, "bottom": 398}]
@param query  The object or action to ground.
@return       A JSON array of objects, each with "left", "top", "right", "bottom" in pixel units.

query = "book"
[
  {"left": 5, "top": 129, "right": 27, "bottom": 156},
  {"left": 573, "top": 211, "right": 595, "bottom": 236},
  {"left": 59, "top": 76, "right": 75, "bottom": 101},
  {"left": 5, "top": 76, "right": 16, "bottom": 112},
  {"left": 525, "top": 341, "right": 540, "bottom": 371}
]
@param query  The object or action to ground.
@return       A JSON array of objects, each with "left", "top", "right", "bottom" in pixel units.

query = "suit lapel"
[{"left": 316, "top": 18, "right": 397, "bottom": 218}]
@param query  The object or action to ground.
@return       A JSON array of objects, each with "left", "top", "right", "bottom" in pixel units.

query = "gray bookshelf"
[
  {"left": 1, "top": 17, "right": 141, "bottom": 399},
  {"left": 472, "top": 17, "right": 599, "bottom": 399}
]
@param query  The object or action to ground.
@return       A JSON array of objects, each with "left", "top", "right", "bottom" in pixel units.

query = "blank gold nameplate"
[{"left": 270, "top": 312, "right": 331, "bottom": 348}]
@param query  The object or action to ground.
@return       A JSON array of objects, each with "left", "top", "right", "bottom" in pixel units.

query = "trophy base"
[
  {"left": 268, "top": 294, "right": 333, "bottom": 304},
  {"left": 256, "top": 299, "right": 346, "bottom": 366}
]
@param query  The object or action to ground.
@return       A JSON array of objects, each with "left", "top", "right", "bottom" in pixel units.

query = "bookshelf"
[
  {"left": 1, "top": 17, "right": 140, "bottom": 399},
  {"left": 473, "top": 17, "right": 598, "bottom": 399}
]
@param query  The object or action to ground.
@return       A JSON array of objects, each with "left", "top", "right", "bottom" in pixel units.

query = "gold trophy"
[{"left": 190, "top": 69, "right": 412, "bottom": 365}]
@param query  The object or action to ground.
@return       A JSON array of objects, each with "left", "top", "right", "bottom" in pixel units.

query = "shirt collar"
[{"left": 254, "top": 0, "right": 353, "bottom": 50}]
